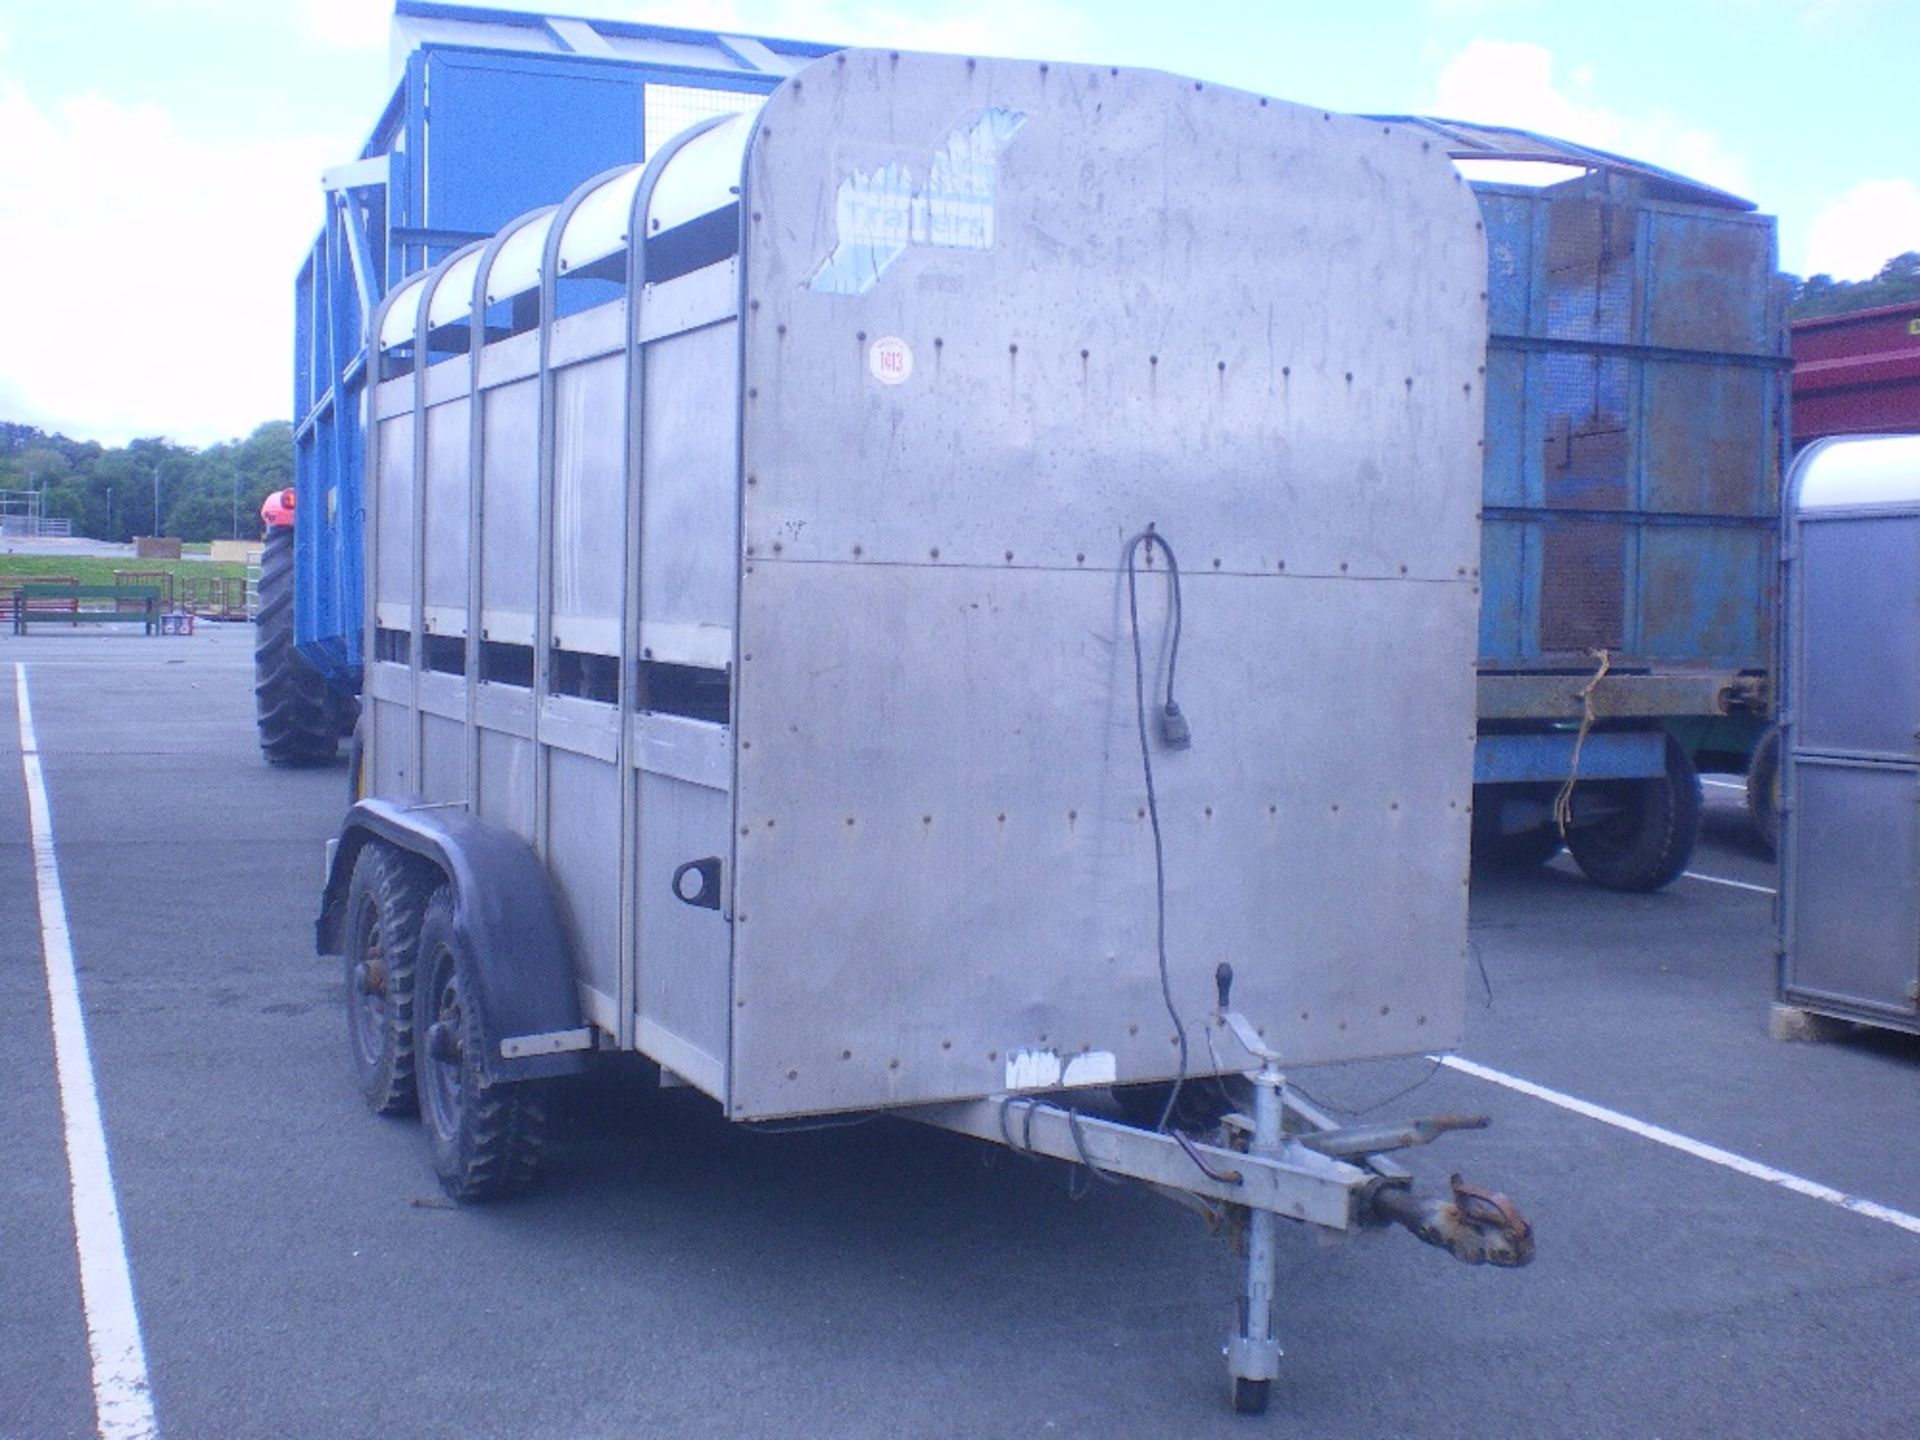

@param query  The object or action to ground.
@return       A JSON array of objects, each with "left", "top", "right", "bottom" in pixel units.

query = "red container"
[{"left": 1791, "top": 300, "right": 1920, "bottom": 446}]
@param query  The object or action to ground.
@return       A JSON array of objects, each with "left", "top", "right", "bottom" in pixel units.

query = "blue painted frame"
[{"left": 291, "top": 4, "right": 832, "bottom": 689}]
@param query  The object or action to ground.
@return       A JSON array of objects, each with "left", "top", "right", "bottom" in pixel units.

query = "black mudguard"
[{"left": 317, "top": 799, "right": 588, "bottom": 1082}]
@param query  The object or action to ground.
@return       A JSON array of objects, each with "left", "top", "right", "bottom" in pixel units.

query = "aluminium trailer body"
[
  {"left": 314, "top": 51, "right": 1530, "bottom": 1412},
  {"left": 1775, "top": 435, "right": 1920, "bottom": 1037},
  {"left": 1378, "top": 120, "right": 1789, "bottom": 889}
]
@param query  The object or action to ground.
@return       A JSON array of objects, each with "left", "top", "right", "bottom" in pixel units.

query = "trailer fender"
[{"left": 317, "top": 799, "right": 588, "bottom": 1082}]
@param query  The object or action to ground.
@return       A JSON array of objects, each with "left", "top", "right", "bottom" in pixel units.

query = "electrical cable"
[{"left": 1123, "top": 526, "right": 1190, "bottom": 1133}]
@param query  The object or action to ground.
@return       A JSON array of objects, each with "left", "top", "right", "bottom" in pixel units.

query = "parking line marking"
[
  {"left": 1681, "top": 870, "right": 1777, "bottom": 896},
  {"left": 14, "top": 664, "right": 159, "bottom": 1439},
  {"left": 1439, "top": 1054, "right": 1920, "bottom": 1239},
  {"left": 1701, "top": 777, "right": 1745, "bottom": 791}
]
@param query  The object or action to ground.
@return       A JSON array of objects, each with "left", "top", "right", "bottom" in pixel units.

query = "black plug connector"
[{"left": 1160, "top": 699, "right": 1192, "bottom": 750}]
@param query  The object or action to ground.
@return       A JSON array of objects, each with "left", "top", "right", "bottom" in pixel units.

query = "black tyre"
[
  {"left": 1565, "top": 736, "right": 1701, "bottom": 892},
  {"left": 414, "top": 886, "right": 548, "bottom": 1201},
  {"left": 255, "top": 524, "right": 353, "bottom": 766},
  {"left": 1231, "top": 1377, "right": 1271, "bottom": 1416},
  {"left": 343, "top": 842, "right": 434, "bottom": 1116},
  {"left": 1470, "top": 795, "right": 1563, "bottom": 871},
  {"left": 1746, "top": 724, "right": 1781, "bottom": 859}
]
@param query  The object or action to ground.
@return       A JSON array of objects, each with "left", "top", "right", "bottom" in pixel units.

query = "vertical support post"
[{"left": 1226, "top": 1062, "right": 1285, "bottom": 1411}]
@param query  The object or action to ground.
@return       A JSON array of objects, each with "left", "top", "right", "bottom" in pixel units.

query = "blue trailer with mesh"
[
  {"left": 269, "top": 9, "right": 1786, "bottom": 893},
  {"left": 1375, "top": 119, "right": 1788, "bottom": 889}
]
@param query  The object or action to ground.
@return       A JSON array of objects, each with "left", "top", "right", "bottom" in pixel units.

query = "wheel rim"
[
  {"left": 346, "top": 892, "right": 387, "bottom": 1067},
  {"left": 421, "top": 943, "right": 464, "bottom": 1136}
]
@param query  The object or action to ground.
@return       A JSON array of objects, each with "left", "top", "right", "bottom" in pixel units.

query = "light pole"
[{"left": 152, "top": 465, "right": 161, "bottom": 537}]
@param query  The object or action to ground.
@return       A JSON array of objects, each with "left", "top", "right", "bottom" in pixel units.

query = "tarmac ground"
[{"left": 3, "top": 627, "right": 1915, "bottom": 1439}]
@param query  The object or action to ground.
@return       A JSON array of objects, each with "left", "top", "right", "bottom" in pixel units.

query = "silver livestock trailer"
[
  {"left": 1774, "top": 434, "right": 1920, "bottom": 1039},
  {"left": 315, "top": 48, "right": 1532, "bottom": 1412}
]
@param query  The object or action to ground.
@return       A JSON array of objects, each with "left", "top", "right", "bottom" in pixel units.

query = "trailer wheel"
[
  {"left": 1565, "top": 736, "right": 1701, "bottom": 892},
  {"left": 1231, "top": 1377, "right": 1271, "bottom": 1415},
  {"left": 414, "top": 886, "right": 548, "bottom": 1201},
  {"left": 343, "top": 841, "right": 433, "bottom": 1116},
  {"left": 255, "top": 524, "right": 353, "bottom": 766},
  {"left": 1746, "top": 724, "right": 1781, "bottom": 859}
]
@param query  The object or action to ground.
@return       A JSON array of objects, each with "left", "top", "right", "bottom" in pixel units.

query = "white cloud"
[
  {"left": 1425, "top": 40, "right": 1751, "bottom": 200},
  {"left": 297, "top": 0, "right": 391, "bottom": 50},
  {"left": 0, "top": 83, "right": 337, "bottom": 445},
  {"left": 1803, "top": 179, "right": 1920, "bottom": 280},
  {"left": 622, "top": 0, "right": 1092, "bottom": 58}
]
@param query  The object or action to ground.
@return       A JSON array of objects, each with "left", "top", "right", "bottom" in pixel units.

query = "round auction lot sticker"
[{"left": 869, "top": 336, "right": 913, "bottom": 385}]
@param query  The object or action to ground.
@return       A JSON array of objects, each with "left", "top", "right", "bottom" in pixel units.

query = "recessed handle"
[{"left": 670, "top": 857, "right": 723, "bottom": 910}]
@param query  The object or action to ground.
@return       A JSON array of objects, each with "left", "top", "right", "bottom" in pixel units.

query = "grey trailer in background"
[
  {"left": 1777, "top": 435, "right": 1920, "bottom": 1036},
  {"left": 320, "top": 48, "right": 1534, "bottom": 1412}
]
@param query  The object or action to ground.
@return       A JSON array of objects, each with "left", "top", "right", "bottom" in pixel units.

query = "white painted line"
[
  {"left": 14, "top": 664, "right": 159, "bottom": 1439},
  {"left": 1681, "top": 870, "right": 1777, "bottom": 896},
  {"left": 1439, "top": 1053, "right": 1920, "bottom": 1239},
  {"left": 1701, "top": 777, "right": 1745, "bottom": 791}
]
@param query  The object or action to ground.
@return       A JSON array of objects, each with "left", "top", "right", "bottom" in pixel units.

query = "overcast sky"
[{"left": 0, "top": 0, "right": 1913, "bottom": 447}]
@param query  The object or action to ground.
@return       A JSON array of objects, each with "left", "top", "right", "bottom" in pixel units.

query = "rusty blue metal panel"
[
  {"left": 1468, "top": 171, "right": 1785, "bottom": 686},
  {"left": 1474, "top": 729, "right": 1667, "bottom": 783}
]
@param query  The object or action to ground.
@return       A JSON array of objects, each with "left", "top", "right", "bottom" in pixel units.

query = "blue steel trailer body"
[
  {"left": 290, "top": 2, "right": 832, "bottom": 686},
  {"left": 1372, "top": 119, "right": 1786, "bottom": 885}
]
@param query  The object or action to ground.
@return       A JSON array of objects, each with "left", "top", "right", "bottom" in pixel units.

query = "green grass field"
[{"left": 0, "top": 554, "right": 248, "bottom": 587}]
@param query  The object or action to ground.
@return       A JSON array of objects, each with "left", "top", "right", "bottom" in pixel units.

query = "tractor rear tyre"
[
  {"left": 1565, "top": 736, "right": 1701, "bottom": 892},
  {"left": 254, "top": 524, "right": 352, "bottom": 766},
  {"left": 414, "top": 886, "right": 549, "bottom": 1201}
]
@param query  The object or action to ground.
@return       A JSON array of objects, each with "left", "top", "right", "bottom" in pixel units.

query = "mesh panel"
[
  {"left": 644, "top": 84, "right": 765, "bottom": 158},
  {"left": 1544, "top": 198, "right": 1633, "bottom": 344}
]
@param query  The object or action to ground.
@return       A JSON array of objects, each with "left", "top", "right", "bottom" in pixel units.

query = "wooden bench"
[{"left": 9, "top": 584, "right": 163, "bottom": 635}]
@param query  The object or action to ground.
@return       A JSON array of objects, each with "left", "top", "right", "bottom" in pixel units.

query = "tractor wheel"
[
  {"left": 414, "top": 886, "right": 549, "bottom": 1201},
  {"left": 1746, "top": 725, "right": 1781, "bottom": 859},
  {"left": 343, "top": 841, "right": 434, "bottom": 1116},
  {"left": 1565, "top": 736, "right": 1702, "bottom": 892},
  {"left": 254, "top": 524, "right": 352, "bottom": 766}
]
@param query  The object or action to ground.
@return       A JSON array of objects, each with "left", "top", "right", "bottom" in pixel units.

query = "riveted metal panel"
[
  {"left": 634, "top": 768, "right": 733, "bottom": 1077},
  {"left": 423, "top": 394, "right": 471, "bottom": 625},
  {"left": 639, "top": 315, "right": 740, "bottom": 650},
  {"left": 546, "top": 748, "right": 624, "bottom": 1015},
  {"left": 476, "top": 725, "right": 535, "bottom": 839},
  {"left": 478, "top": 377, "right": 539, "bottom": 644},
  {"left": 1795, "top": 515, "right": 1920, "bottom": 761},
  {"left": 550, "top": 354, "right": 628, "bottom": 654},
  {"left": 1782, "top": 759, "right": 1920, "bottom": 1018},
  {"left": 373, "top": 412, "right": 415, "bottom": 628},
  {"left": 729, "top": 54, "right": 1486, "bottom": 1118}
]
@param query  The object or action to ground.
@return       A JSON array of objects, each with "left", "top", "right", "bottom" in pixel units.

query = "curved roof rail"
[{"left": 1365, "top": 114, "right": 1755, "bottom": 212}]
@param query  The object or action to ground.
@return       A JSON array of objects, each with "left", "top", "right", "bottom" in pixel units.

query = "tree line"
[
  {"left": 1787, "top": 251, "right": 1920, "bottom": 321},
  {"left": 3, "top": 252, "right": 1915, "bottom": 544},
  {"left": 0, "top": 421, "right": 292, "bottom": 543}
]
